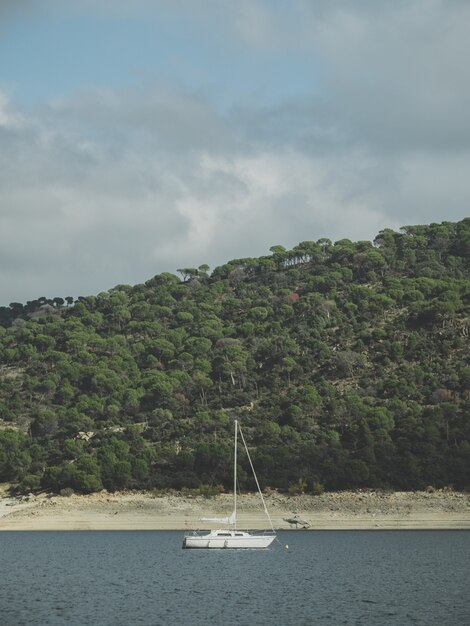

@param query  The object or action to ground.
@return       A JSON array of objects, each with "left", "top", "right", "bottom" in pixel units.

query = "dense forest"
[{"left": 1, "top": 219, "right": 469, "bottom": 495}]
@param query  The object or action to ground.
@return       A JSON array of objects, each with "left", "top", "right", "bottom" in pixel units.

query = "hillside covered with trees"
[{"left": 1, "top": 219, "right": 469, "bottom": 494}]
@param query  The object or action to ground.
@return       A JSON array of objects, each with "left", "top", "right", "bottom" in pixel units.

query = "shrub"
[
  {"left": 287, "top": 478, "right": 307, "bottom": 496},
  {"left": 18, "top": 473, "right": 41, "bottom": 494},
  {"left": 197, "top": 483, "right": 225, "bottom": 498},
  {"left": 312, "top": 480, "right": 325, "bottom": 495}
]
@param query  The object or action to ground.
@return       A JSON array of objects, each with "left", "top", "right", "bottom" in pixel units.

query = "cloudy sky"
[{"left": 1, "top": 0, "right": 469, "bottom": 305}]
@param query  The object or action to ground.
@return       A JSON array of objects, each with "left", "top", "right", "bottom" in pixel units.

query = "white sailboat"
[{"left": 182, "top": 420, "right": 276, "bottom": 549}]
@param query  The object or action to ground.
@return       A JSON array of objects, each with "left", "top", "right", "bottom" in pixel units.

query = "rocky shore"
[{"left": 1, "top": 486, "right": 469, "bottom": 531}]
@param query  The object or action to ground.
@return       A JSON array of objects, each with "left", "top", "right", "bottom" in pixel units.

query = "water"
[{"left": 0, "top": 530, "right": 469, "bottom": 625}]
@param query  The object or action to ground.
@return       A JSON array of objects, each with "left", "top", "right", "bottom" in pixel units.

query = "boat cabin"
[{"left": 210, "top": 530, "right": 248, "bottom": 537}]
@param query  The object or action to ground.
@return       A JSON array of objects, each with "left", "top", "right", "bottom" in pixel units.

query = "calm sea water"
[{"left": 0, "top": 530, "right": 469, "bottom": 625}]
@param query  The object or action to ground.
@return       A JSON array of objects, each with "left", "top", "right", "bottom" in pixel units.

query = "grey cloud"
[
  {"left": 48, "top": 87, "right": 237, "bottom": 155},
  {"left": 1, "top": 79, "right": 469, "bottom": 304},
  {"left": 0, "top": 89, "right": 395, "bottom": 304},
  {"left": 211, "top": 1, "right": 470, "bottom": 153},
  {"left": 2, "top": 0, "right": 470, "bottom": 304},
  {"left": 295, "top": 1, "right": 470, "bottom": 152}
]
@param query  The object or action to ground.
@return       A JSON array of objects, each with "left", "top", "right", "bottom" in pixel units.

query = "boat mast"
[{"left": 233, "top": 419, "right": 237, "bottom": 528}]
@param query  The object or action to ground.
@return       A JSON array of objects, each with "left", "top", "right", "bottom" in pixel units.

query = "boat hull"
[{"left": 182, "top": 533, "right": 276, "bottom": 550}]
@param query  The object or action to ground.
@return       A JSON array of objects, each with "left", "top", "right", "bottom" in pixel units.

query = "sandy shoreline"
[{"left": 1, "top": 487, "right": 469, "bottom": 531}]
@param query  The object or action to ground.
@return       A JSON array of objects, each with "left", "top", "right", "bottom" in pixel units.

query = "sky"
[{"left": 1, "top": 0, "right": 469, "bottom": 305}]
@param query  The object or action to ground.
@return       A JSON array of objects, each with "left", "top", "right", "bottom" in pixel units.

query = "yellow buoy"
[{"left": 285, "top": 544, "right": 289, "bottom": 550}]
